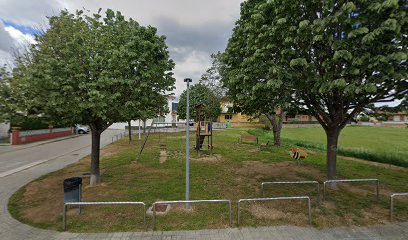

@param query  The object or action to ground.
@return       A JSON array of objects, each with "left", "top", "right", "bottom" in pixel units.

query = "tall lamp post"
[{"left": 184, "top": 78, "right": 192, "bottom": 208}]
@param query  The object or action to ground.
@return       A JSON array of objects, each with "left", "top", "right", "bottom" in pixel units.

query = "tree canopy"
[
  {"left": 177, "top": 83, "right": 221, "bottom": 121},
  {"left": 8, "top": 9, "right": 175, "bottom": 185},
  {"left": 223, "top": 0, "right": 407, "bottom": 179}
]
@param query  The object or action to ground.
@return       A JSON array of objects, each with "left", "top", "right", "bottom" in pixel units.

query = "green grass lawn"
[
  {"left": 8, "top": 127, "right": 408, "bottom": 232},
  {"left": 250, "top": 126, "right": 408, "bottom": 167}
]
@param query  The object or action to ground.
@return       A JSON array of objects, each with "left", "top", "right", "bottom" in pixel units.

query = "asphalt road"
[{"left": 0, "top": 129, "right": 124, "bottom": 178}]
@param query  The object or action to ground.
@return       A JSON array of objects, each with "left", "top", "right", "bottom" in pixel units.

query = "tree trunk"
[
  {"left": 128, "top": 121, "right": 132, "bottom": 144},
  {"left": 325, "top": 127, "right": 341, "bottom": 181},
  {"left": 90, "top": 129, "right": 101, "bottom": 186},
  {"left": 266, "top": 110, "right": 284, "bottom": 146},
  {"left": 143, "top": 120, "right": 146, "bottom": 134}
]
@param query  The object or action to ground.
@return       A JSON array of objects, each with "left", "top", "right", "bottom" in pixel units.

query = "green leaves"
[
  {"left": 333, "top": 50, "right": 353, "bottom": 62},
  {"left": 290, "top": 58, "right": 308, "bottom": 68},
  {"left": 6, "top": 8, "right": 175, "bottom": 128},
  {"left": 348, "top": 27, "right": 369, "bottom": 38},
  {"left": 223, "top": 0, "right": 407, "bottom": 131}
]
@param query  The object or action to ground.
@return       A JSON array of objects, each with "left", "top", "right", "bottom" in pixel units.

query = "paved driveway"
[{"left": 0, "top": 130, "right": 407, "bottom": 239}]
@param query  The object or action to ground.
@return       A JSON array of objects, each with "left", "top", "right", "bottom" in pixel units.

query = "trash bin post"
[
  {"left": 78, "top": 184, "right": 82, "bottom": 214},
  {"left": 63, "top": 177, "right": 82, "bottom": 215}
]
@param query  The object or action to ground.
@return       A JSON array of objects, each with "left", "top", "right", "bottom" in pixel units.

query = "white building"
[
  {"left": 108, "top": 96, "right": 179, "bottom": 130},
  {"left": 0, "top": 122, "right": 10, "bottom": 140}
]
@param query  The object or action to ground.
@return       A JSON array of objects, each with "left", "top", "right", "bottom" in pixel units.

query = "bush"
[{"left": 12, "top": 118, "right": 49, "bottom": 131}]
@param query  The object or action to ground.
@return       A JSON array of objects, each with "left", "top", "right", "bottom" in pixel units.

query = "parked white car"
[{"left": 75, "top": 125, "right": 90, "bottom": 134}]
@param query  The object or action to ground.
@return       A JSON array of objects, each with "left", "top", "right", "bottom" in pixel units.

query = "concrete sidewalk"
[
  {"left": 0, "top": 132, "right": 407, "bottom": 239},
  {"left": 0, "top": 134, "right": 81, "bottom": 155}
]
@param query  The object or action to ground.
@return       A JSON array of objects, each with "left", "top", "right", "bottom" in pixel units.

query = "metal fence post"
[
  {"left": 389, "top": 193, "right": 408, "bottom": 221},
  {"left": 376, "top": 180, "right": 380, "bottom": 200},
  {"left": 229, "top": 201, "right": 232, "bottom": 227},
  {"left": 63, "top": 204, "right": 67, "bottom": 230},
  {"left": 307, "top": 197, "right": 312, "bottom": 225},
  {"left": 237, "top": 201, "right": 241, "bottom": 225},
  {"left": 390, "top": 195, "right": 394, "bottom": 221},
  {"left": 153, "top": 203, "right": 156, "bottom": 229}
]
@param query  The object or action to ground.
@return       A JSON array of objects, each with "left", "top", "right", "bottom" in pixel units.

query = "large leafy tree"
[
  {"left": 178, "top": 84, "right": 221, "bottom": 121},
  {"left": 10, "top": 9, "right": 175, "bottom": 186},
  {"left": 224, "top": 0, "right": 407, "bottom": 180}
]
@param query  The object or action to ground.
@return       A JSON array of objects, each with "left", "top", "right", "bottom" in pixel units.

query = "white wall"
[
  {"left": 108, "top": 97, "right": 178, "bottom": 130},
  {"left": 0, "top": 122, "right": 10, "bottom": 138}
]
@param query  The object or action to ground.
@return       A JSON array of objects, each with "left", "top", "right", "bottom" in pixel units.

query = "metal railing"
[
  {"left": 323, "top": 179, "right": 379, "bottom": 200},
  {"left": 261, "top": 181, "right": 320, "bottom": 203},
  {"left": 152, "top": 200, "right": 232, "bottom": 228},
  {"left": 390, "top": 193, "right": 408, "bottom": 221},
  {"left": 237, "top": 196, "right": 312, "bottom": 225},
  {"left": 63, "top": 201, "right": 146, "bottom": 231},
  {"left": 111, "top": 131, "right": 127, "bottom": 143}
]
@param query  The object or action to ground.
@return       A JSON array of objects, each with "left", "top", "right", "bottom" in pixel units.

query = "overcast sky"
[{"left": 0, "top": 0, "right": 243, "bottom": 96}]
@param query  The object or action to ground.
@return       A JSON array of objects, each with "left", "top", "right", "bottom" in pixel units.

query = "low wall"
[
  {"left": 12, "top": 127, "right": 73, "bottom": 145},
  {"left": 229, "top": 122, "right": 264, "bottom": 127},
  {"left": 283, "top": 124, "right": 321, "bottom": 128}
]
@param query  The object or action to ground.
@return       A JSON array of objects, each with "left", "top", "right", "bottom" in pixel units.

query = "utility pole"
[{"left": 184, "top": 78, "right": 192, "bottom": 208}]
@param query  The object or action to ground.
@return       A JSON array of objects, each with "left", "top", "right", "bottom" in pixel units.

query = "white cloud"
[
  {"left": 172, "top": 49, "right": 212, "bottom": 95},
  {"left": 62, "top": 0, "right": 241, "bottom": 26},
  {"left": 0, "top": 49, "right": 13, "bottom": 67},
  {"left": 0, "top": 21, "right": 14, "bottom": 52},
  {"left": 4, "top": 26, "right": 36, "bottom": 46}
]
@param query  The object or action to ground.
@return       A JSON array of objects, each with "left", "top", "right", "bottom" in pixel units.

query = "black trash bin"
[{"left": 63, "top": 177, "right": 82, "bottom": 203}]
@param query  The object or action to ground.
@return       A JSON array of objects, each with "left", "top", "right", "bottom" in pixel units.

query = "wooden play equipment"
[{"left": 195, "top": 104, "right": 213, "bottom": 154}]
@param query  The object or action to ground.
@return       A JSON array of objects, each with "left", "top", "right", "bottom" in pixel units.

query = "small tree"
[
  {"left": 10, "top": 9, "right": 175, "bottom": 186},
  {"left": 177, "top": 84, "right": 221, "bottom": 121},
  {"left": 224, "top": 0, "right": 407, "bottom": 179},
  {"left": 199, "top": 52, "right": 227, "bottom": 98}
]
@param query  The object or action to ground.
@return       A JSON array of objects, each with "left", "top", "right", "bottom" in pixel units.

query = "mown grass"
[
  {"left": 8, "top": 127, "right": 408, "bottom": 232},
  {"left": 249, "top": 126, "right": 408, "bottom": 167}
]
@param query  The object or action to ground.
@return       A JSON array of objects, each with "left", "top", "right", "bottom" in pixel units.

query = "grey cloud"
[
  {"left": 154, "top": 17, "right": 234, "bottom": 62},
  {"left": 0, "top": 0, "right": 62, "bottom": 27},
  {"left": 0, "top": 21, "right": 14, "bottom": 52}
]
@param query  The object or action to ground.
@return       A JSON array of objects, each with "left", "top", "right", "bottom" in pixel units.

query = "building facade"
[
  {"left": 0, "top": 122, "right": 10, "bottom": 142},
  {"left": 108, "top": 96, "right": 179, "bottom": 130}
]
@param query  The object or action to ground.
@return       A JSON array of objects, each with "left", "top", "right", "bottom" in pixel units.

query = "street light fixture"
[{"left": 184, "top": 78, "right": 192, "bottom": 208}]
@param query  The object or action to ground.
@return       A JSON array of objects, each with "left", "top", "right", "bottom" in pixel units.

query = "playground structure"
[{"left": 195, "top": 104, "right": 213, "bottom": 154}]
